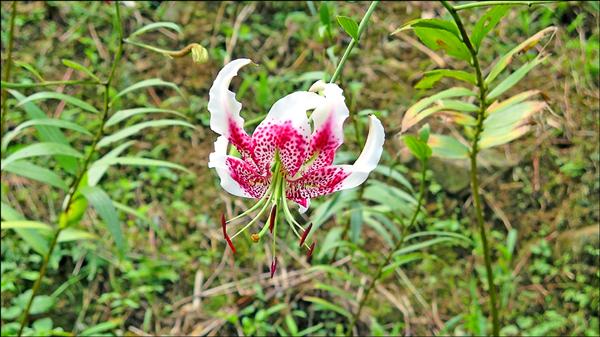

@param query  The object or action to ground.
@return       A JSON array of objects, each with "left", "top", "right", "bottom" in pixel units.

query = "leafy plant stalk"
[
  {"left": 440, "top": 1, "right": 500, "bottom": 335},
  {"left": 1, "top": 1, "right": 18, "bottom": 138},
  {"left": 329, "top": 1, "right": 379, "bottom": 83},
  {"left": 16, "top": 3, "right": 124, "bottom": 335},
  {"left": 346, "top": 158, "right": 428, "bottom": 336}
]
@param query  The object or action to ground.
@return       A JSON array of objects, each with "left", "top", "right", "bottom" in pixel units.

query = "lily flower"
[{"left": 208, "top": 59, "right": 385, "bottom": 277}]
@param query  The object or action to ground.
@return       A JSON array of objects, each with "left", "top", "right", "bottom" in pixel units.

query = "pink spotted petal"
[
  {"left": 226, "top": 157, "right": 271, "bottom": 198},
  {"left": 286, "top": 166, "right": 350, "bottom": 200}
]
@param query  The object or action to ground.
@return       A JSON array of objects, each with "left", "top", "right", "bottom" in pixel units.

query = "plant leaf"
[
  {"left": 394, "top": 18, "right": 459, "bottom": 36},
  {"left": 111, "top": 79, "right": 184, "bottom": 105},
  {"left": 90, "top": 156, "right": 191, "bottom": 174},
  {"left": 17, "top": 92, "right": 99, "bottom": 113},
  {"left": 3, "top": 160, "right": 68, "bottom": 191},
  {"left": 81, "top": 186, "right": 126, "bottom": 257},
  {"left": 87, "top": 141, "right": 135, "bottom": 186},
  {"left": 0, "top": 202, "right": 49, "bottom": 255},
  {"left": 471, "top": 6, "right": 511, "bottom": 51},
  {"left": 415, "top": 69, "right": 477, "bottom": 89},
  {"left": 57, "top": 228, "right": 97, "bottom": 242},
  {"left": 337, "top": 16, "right": 359, "bottom": 40},
  {"left": 105, "top": 107, "right": 186, "bottom": 127},
  {"left": 0, "top": 221, "right": 52, "bottom": 231},
  {"left": 62, "top": 59, "right": 101, "bottom": 82},
  {"left": 129, "top": 22, "right": 182, "bottom": 38},
  {"left": 403, "top": 134, "right": 432, "bottom": 161},
  {"left": 485, "top": 26, "right": 557, "bottom": 84},
  {"left": 98, "top": 119, "right": 194, "bottom": 148},
  {"left": 8, "top": 90, "right": 78, "bottom": 173},
  {"left": 1, "top": 142, "right": 83, "bottom": 171},
  {"left": 414, "top": 27, "right": 471, "bottom": 62},
  {"left": 486, "top": 90, "right": 540, "bottom": 114},
  {"left": 487, "top": 56, "right": 546, "bottom": 100},
  {"left": 2, "top": 118, "right": 91, "bottom": 151},
  {"left": 303, "top": 296, "right": 352, "bottom": 318},
  {"left": 427, "top": 134, "right": 470, "bottom": 159}
]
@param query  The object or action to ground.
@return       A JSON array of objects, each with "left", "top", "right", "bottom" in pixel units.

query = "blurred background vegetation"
[{"left": 1, "top": 1, "right": 598, "bottom": 336}]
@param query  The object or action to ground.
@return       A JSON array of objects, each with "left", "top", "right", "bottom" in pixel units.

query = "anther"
[
  {"left": 299, "top": 222, "right": 313, "bottom": 247},
  {"left": 270, "top": 257, "right": 278, "bottom": 279},
  {"left": 221, "top": 213, "right": 236, "bottom": 253},
  {"left": 268, "top": 204, "right": 277, "bottom": 233}
]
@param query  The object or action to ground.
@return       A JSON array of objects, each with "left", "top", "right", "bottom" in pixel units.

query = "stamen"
[
  {"left": 251, "top": 233, "right": 260, "bottom": 242},
  {"left": 270, "top": 257, "right": 278, "bottom": 279},
  {"left": 268, "top": 204, "right": 277, "bottom": 233},
  {"left": 299, "top": 222, "right": 313, "bottom": 247},
  {"left": 221, "top": 213, "right": 236, "bottom": 254}
]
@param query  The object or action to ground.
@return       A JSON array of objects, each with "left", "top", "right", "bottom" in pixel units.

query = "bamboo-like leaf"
[
  {"left": 471, "top": 6, "right": 511, "bottom": 51},
  {"left": 81, "top": 186, "right": 126, "bottom": 257},
  {"left": 14, "top": 61, "right": 45, "bottom": 81},
  {"left": 129, "top": 22, "right": 182, "bottom": 38},
  {"left": 9, "top": 90, "right": 78, "bottom": 173},
  {"left": 414, "top": 27, "right": 471, "bottom": 62},
  {"left": 439, "top": 99, "right": 479, "bottom": 113},
  {"left": 0, "top": 202, "right": 49, "bottom": 255},
  {"left": 17, "top": 92, "right": 99, "bottom": 113},
  {"left": 402, "top": 87, "right": 476, "bottom": 132},
  {"left": 337, "top": 16, "right": 359, "bottom": 40},
  {"left": 1, "top": 142, "right": 83, "bottom": 171},
  {"left": 0, "top": 220, "right": 53, "bottom": 231},
  {"left": 87, "top": 141, "right": 135, "bottom": 186},
  {"left": 393, "top": 237, "right": 465, "bottom": 257},
  {"left": 487, "top": 56, "right": 546, "bottom": 100},
  {"left": 98, "top": 119, "right": 194, "bottom": 148},
  {"left": 439, "top": 111, "right": 477, "bottom": 126},
  {"left": 483, "top": 101, "right": 546, "bottom": 131},
  {"left": 487, "top": 90, "right": 540, "bottom": 115},
  {"left": 111, "top": 79, "right": 184, "bottom": 105},
  {"left": 90, "top": 156, "right": 191, "bottom": 174},
  {"left": 105, "top": 107, "right": 186, "bottom": 127},
  {"left": 427, "top": 134, "right": 470, "bottom": 159},
  {"left": 403, "top": 134, "right": 432, "bottom": 161},
  {"left": 3, "top": 160, "right": 68, "bottom": 191},
  {"left": 2, "top": 118, "right": 91, "bottom": 151},
  {"left": 479, "top": 125, "right": 531, "bottom": 149},
  {"left": 485, "top": 26, "right": 557, "bottom": 84},
  {"left": 62, "top": 59, "right": 101, "bottom": 82},
  {"left": 314, "top": 283, "right": 356, "bottom": 302},
  {"left": 303, "top": 296, "right": 352, "bottom": 318},
  {"left": 394, "top": 18, "right": 459, "bottom": 37},
  {"left": 373, "top": 165, "right": 413, "bottom": 191},
  {"left": 57, "top": 228, "right": 97, "bottom": 242},
  {"left": 415, "top": 69, "right": 476, "bottom": 89}
]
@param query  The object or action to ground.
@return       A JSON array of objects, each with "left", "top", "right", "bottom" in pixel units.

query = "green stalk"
[
  {"left": 440, "top": 1, "right": 500, "bottom": 335},
  {"left": 17, "top": 3, "right": 124, "bottom": 335},
  {"left": 453, "top": 0, "right": 555, "bottom": 11},
  {"left": 1, "top": 1, "right": 18, "bottom": 138},
  {"left": 346, "top": 159, "right": 428, "bottom": 336},
  {"left": 329, "top": 1, "right": 379, "bottom": 83}
]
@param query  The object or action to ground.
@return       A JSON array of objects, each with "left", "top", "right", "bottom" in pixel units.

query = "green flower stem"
[
  {"left": 346, "top": 158, "right": 428, "bottom": 336},
  {"left": 453, "top": 0, "right": 555, "bottom": 11},
  {"left": 1, "top": 1, "right": 18, "bottom": 140},
  {"left": 1, "top": 80, "right": 102, "bottom": 89},
  {"left": 329, "top": 1, "right": 379, "bottom": 83},
  {"left": 440, "top": 1, "right": 500, "bottom": 335},
  {"left": 17, "top": 3, "right": 125, "bottom": 336}
]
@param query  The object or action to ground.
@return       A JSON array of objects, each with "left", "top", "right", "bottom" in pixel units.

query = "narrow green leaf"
[
  {"left": 414, "top": 27, "right": 471, "bottom": 62},
  {"left": 483, "top": 101, "right": 546, "bottom": 131},
  {"left": 486, "top": 90, "right": 540, "bottom": 114},
  {"left": 0, "top": 221, "right": 52, "bottom": 231},
  {"left": 427, "top": 134, "right": 470, "bottom": 159},
  {"left": 3, "top": 160, "right": 68, "bottom": 191},
  {"left": 303, "top": 296, "right": 352, "bottom": 318},
  {"left": 81, "top": 186, "right": 126, "bottom": 257},
  {"left": 88, "top": 141, "right": 135, "bottom": 186},
  {"left": 2, "top": 118, "right": 91, "bottom": 151},
  {"left": 17, "top": 92, "right": 99, "bottom": 113},
  {"left": 404, "top": 87, "right": 476, "bottom": 126},
  {"left": 394, "top": 18, "right": 459, "bottom": 37},
  {"left": 98, "top": 119, "right": 194, "bottom": 147},
  {"left": 91, "top": 156, "right": 191, "bottom": 174},
  {"left": 57, "top": 228, "right": 97, "bottom": 242},
  {"left": 337, "top": 16, "right": 359, "bottom": 40},
  {"left": 1, "top": 142, "right": 83, "bottom": 171},
  {"left": 485, "top": 26, "right": 557, "bottom": 84},
  {"left": 373, "top": 165, "right": 413, "bottom": 192},
  {"left": 0, "top": 202, "right": 49, "bottom": 255},
  {"left": 8, "top": 90, "right": 78, "bottom": 173},
  {"left": 111, "top": 79, "right": 184, "bottom": 105},
  {"left": 415, "top": 69, "right": 476, "bottom": 89},
  {"left": 129, "top": 22, "right": 182, "bottom": 38},
  {"left": 393, "top": 237, "right": 465, "bottom": 257},
  {"left": 471, "top": 6, "right": 511, "bottom": 51},
  {"left": 105, "top": 107, "right": 186, "bottom": 127},
  {"left": 403, "top": 134, "right": 432, "bottom": 161},
  {"left": 479, "top": 125, "right": 530, "bottom": 148},
  {"left": 319, "top": 4, "right": 331, "bottom": 26},
  {"left": 62, "top": 59, "right": 101, "bottom": 82},
  {"left": 14, "top": 61, "right": 45, "bottom": 81},
  {"left": 487, "top": 56, "right": 545, "bottom": 100},
  {"left": 439, "top": 99, "right": 479, "bottom": 112}
]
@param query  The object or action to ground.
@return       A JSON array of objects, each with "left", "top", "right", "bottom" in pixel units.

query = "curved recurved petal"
[
  {"left": 208, "top": 136, "right": 270, "bottom": 198},
  {"left": 337, "top": 115, "right": 385, "bottom": 190},
  {"left": 252, "top": 92, "right": 325, "bottom": 175},
  {"left": 208, "top": 59, "right": 254, "bottom": 160},
  {"left": 303, "top": 81, "right": 350, "bottom": 172}
]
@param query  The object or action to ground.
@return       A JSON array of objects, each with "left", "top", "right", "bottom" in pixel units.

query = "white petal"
[
  {"left": 208, "top": 58, "right": 252, "bottom": 137},
  {"left": 309, "top": 81, "right": 349, "bottom": 144},
  {"left": 337, "top": 115, "right": 385, "bottom": 190},
  {"left": 257, "top": 91, "right": 325, "bottom": 136},
  {"left": 298, "top": 199, "right": 310, "bottom": 214},
  {"left": 208, "top": 136, "right": 252, "bottom": 198}
]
